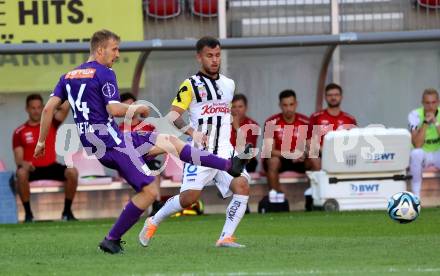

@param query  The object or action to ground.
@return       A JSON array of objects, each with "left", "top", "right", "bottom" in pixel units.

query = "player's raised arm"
[{"left": 34, "top": 96, "right": 62, "bottom": 158}]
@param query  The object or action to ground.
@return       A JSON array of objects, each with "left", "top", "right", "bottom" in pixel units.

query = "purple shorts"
[{"left": 98, "top": 131, "right": 158, "bottom": 192}]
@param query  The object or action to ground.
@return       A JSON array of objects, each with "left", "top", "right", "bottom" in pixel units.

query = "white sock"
[
  {"left": 151, "top": 195, "right": 183, "bottom": 225},
  {"left": 219, "top": 194, "right": 249, "bottom": 240},
  {"left": 410, "top": 149, "right": 424, "bottom": 197}
]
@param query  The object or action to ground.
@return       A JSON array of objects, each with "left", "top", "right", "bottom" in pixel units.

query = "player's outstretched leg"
[
  {"left": 99, "top": 184, "right": 157, "bottom": 254},
  {"left": 149, "top": 134, "right": 251, "bottom": 177},
  {"left": 216, "top": 177, "right": 249, "bottom": 248},
  {"left": 139, "top": 190, "right": 201, "bottom": 247}
]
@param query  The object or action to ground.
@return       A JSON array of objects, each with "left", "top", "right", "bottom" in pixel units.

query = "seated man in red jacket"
[
  {"left": 305, "top": 83, "right": 357, "bottom": 211},
  {"left": 263, "top": 90, "right": 310, "bottom": 193},
  {"left": 13, "top": 94, "right": 78, "bottom": 222},
  {"left": 307, "top": 83, "right": 357, "bottom": 171}
]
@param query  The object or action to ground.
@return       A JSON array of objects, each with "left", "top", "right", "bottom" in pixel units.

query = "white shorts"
[{"left": 180, "top": 163, "right": 250, "bottom": 198}]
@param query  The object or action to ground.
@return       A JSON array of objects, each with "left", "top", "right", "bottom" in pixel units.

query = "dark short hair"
[
  {"left": 120, "top": 92, "right": 137, "bottom": 103},
  {"left": 26, "top": 93, "right": 43, "bottom": 107},
  {"left": 232, "top": 94, "right": 248, "bottom": 106},
  {"left": 196, "top": 36, "right": 221, "bottom": 53},
  {"left": 325, "top": 83, "right": 343, "bottom": 95},
  {"left": 90, "top": 29, "right": 120, "bottom": 54},
  {"left": 279, "top": 89, "right": 296, "bottom": 102}
]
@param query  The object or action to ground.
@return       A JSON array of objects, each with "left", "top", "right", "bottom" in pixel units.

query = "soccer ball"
[{"left": 387, "top": 191, "right": 421, "bottom": 224}]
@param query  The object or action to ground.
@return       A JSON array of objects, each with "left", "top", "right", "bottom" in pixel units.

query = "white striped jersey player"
[{"left": 172, "top": 71, "right": 249, "bottom": 197}]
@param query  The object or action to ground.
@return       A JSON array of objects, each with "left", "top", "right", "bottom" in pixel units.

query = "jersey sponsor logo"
[
  {"left": 200, "top": 103, "right": 230, "bottom": 115},
  {"left": 426, "top": 137, "right": 440, "bottom": 145},
  {"left": 24, "top": 132, "right": 34, "bottom": 143},
  {"left": 102, "top": 82, "right": 116, "bottom": 98},
  {"left": 65, "top": 68, "right": 96, "bottom": 79}
]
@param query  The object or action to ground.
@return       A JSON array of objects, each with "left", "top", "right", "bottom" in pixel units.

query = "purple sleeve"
[
  {"left": 50, "top": 76, "right": 67, "bottom": 102},
  {"left": 100, "top": 69, "right": 121, "bottom": 105}
]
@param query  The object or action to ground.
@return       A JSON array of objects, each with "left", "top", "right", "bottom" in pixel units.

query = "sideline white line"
[{"left": 205, "top": 267, "right": 440, "bottom": 275}]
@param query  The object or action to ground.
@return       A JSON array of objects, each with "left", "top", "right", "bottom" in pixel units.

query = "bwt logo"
[
  {"left": 364, "top": 152, "right": 396, "bottom": 161},
  {"left": 351, "top": 184, "right": 379, "bottom": 193}
]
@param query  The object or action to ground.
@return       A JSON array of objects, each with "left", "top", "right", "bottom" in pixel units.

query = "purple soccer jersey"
[
  {"left": 51, "top": 61, "right": 123, "bottom": 149},
  {"left": 50, "top": 60, "right": 233, "bottom": 193},
  {"left": 51, "top": 61, "right": 157, "bottom": 191}
]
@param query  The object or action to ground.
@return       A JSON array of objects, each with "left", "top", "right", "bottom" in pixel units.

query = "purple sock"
[
  {"left": 107, "top": 201, "right": 144, "bottom": 240},
  {"left": 179, "top": 144, "right": 231, "bottom": 171}
]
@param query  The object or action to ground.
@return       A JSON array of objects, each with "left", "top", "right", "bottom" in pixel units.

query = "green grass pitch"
[{"left": 1, "top": 208, "right": 439, "bottom": 275}]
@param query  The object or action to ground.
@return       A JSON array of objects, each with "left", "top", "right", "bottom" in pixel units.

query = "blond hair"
[
  {"left": 90, "top": 29, "right": 120, "bottom": 54},
  {"left": 422, "top": 88, "right": 439, "bottom": 100}
]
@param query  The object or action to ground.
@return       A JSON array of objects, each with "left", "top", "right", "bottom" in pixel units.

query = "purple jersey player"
[{"left": 34, "top": 29, "right": 249, "bottom": 254}]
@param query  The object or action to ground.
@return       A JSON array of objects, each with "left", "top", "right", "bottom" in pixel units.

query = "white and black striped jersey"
[{"left": 172, "top": 71, "right": 235, "bottom": 158}]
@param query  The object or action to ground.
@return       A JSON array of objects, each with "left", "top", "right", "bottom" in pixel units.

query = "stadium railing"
[
  {"left": 2, "top": 29, "right": 439, "bottom": 112},
  {"left": 141, "top": 0, "right": 440, "bottom": 39}
]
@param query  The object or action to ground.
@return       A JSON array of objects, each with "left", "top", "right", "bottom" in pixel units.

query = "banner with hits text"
[{"left": 0, "top": 0, "right": 144, "bottom": 93}]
